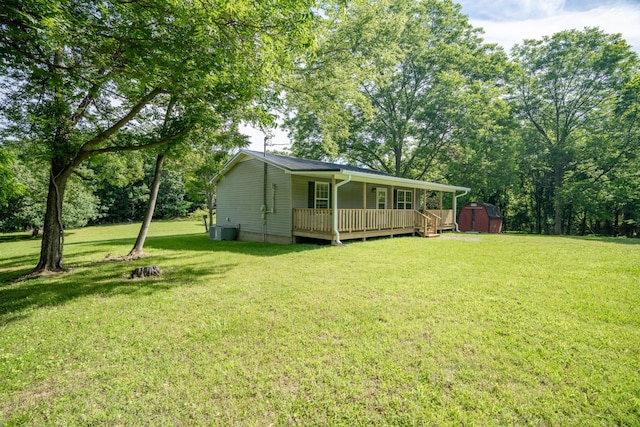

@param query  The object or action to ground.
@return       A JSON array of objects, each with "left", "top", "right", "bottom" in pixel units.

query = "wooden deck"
[{"left": 293, "top": 208, "right": 453, "bottom": 242}]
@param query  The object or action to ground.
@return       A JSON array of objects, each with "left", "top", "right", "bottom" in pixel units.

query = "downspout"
[
  {"left": 332, "top": 174, "right": 352, "bottom": 246},
  {"left": 261, "top": 163, "right": 275, "bottom": 242},
  {"left": 454, "top": 189, "right": 469, "bottom": 232},
  {"left": 262, "top": 162, "right": 267, "bottom": 242}
]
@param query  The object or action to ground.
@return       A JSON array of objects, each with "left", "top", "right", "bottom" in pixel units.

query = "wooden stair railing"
[{"left": 414, "top": 210, "right": 440, "bottom": 237}]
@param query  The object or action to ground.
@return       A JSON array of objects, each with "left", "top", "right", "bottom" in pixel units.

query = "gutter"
[
  {"left": 332, "top": 174, "right": 352, "bottom": 246},
  {"left": 453, "top": 189, "right": 470, "bottom": 232}
]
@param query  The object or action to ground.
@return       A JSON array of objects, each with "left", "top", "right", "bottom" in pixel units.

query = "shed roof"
[
  {"left": 213, "top": 149, "right": 470, "bottom": 193},
  {"left": 465, "top": 202, "right": 503, "bottom": 218}
]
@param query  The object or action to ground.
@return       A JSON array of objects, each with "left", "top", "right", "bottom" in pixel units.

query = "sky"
[
  {"left": 458, "top": 0, "right": 640, "bottom": 53},
  {"left": 243, "top": 0, "right": 640, "bottom": 152}
]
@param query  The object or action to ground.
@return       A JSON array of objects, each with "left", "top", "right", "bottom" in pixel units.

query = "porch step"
[{"left": 415, "top": 227, "right": 440, "bottom": 238}]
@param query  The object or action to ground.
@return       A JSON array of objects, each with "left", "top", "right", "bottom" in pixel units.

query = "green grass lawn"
[{"left": 1, "top": 221, "right": 639, "bottom": 426}]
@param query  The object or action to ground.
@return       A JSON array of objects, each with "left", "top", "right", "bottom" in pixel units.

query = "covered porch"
[
  {"left": 293, "top": 208, "right": 452, "bottom": 241},
  {"left": 289, "top": 168, "right": 468, "bottom": 244}
]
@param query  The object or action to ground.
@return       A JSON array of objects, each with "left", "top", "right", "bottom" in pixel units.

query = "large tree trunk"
[
  {"left": 580, "top": 211, "right": 587, "bottom": 236},
  {"left": 35, "top": 163, "right": 69, "bottom": 272},
  {"left": 206, "top": 190, "right": 215, "bottom": 232},
  {"left": 128, "top": 154, "right": 165, "bottom": 257},
  {"left": 553, "top": 162, "right": 564, "bottom": 235}
]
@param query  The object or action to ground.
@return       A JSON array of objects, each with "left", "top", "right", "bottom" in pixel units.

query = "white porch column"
[{"left": 332, "top": 174, "right": 352, "bottom": 245}]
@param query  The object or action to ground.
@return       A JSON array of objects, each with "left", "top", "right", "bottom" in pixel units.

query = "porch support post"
[
  {"left": 412, "top": 188, "right": 416, "bottom": 210},
  {"left": 390, "top": 185, "right": 395, "bottom": 233},
  {"left": 332, "top": 174, "right": 352, "bottom": 246},
  {"left": 362, "top": 182, "right": 366, "bottom": 208},
  {"left": 332, "top": 175, "right": 337, "bottom": 244},
  {"left": 439, "top": 191, "right": 443, "bottom": 233},
  {"left": 452, "top": 191, "right": 457, "bottom": 233}
]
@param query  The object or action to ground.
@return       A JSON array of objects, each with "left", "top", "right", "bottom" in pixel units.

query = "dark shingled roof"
[
  {"left": 243, "top": 150, "right": 393, "bottom": 177},
  {"left": 478, "top": 202, "right": 503, "bottom": 218}
]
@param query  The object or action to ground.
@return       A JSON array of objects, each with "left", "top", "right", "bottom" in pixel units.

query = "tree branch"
[
  {"left": 87, "top": 127, "right": 190, "bottom": 157},
  {"left": 70, "top": 74, "right": 108, "bottom": 126},
  {"left": 79, "top": 87, "right": 166, "bottom": 153}
]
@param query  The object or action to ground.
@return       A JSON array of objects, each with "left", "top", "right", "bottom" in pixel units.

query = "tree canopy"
[
  {"left": 284, "top": 0, "right": 509, "bottom": 183},
  {"left": 0, "top": 0, "right": 316, "bottom": 271},
  {"left": 509, "top": 28, "right": 639, "bottom": 234},
  {"left": 1, "top": 0, "right": 639, "bottom": 250}
]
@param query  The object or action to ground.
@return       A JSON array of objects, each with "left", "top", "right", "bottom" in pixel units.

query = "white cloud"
[
  {"left": 459, "top": 0, "right": 566, "bottom": 20},
  {"left": 469, "top": 4, "right": 640, "bottom": 53}
]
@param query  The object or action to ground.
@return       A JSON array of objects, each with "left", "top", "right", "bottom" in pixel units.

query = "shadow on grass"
[
  {"left": 566, "top": 235, "right": 640, "bottom": 245},
  {"left": 0, "top": 231, "right": 323, "bottom": 324},
  {"left": 0, "top": 253, "right": 41, "bottom": 271},
  {"left": 70, "top": 232, "right": 325, "bottom": 257},
  {"left": 0, "top": 233, "right": 36, "bottom": 242},
  {"left": 502, "top": 232, "right": 640, "bottom": 246},
  {"left": 0, "top": 254, "right": 237, "bottom": 325}
]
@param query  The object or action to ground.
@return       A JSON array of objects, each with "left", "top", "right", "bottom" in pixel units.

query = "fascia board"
[
  {"left": 211, "top": 149, "right": 289, "bottom": 184},
  {"left": 288, "top": 170, "right": 470, "bottom": 192}
]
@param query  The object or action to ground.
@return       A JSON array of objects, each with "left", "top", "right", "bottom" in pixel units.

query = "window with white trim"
[
  {"left": 397, "top": 189, "right": 412, "bottom": 209},
  {"left": 315, "top": 182, "right": 330, "bottom": 208}
]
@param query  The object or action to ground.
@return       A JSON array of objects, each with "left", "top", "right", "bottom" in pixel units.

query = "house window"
[
  {"left": 376, "top": 188, "right": 387, "bottom": 209},
  {"left": 315, "top": 182, "right": 330, "bottom": 208},
  {"left": 397, "top": 190, "right": 412, "bottom": 209}
]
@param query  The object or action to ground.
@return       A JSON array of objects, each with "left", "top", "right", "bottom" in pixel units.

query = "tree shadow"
[
  {"left": 0, "top": 230, "right": 324, "bottom": 324},
  {"left": 70, "top": 232, "right": 325, "bottom": 257},
  {"left": 0, "top": 233, "right": 37, "bottom": 242},
  {"left": 566, "top": 235, "right": 640, "bottom": 246},
  {"left": 144, "top": 233, "right": 324, "bottom": 256},
  {"left": 0, "top": 253, "right": 41, "bottom": 271},
  {"left": 0, "top": 257, "right": 237, "bottom": 325}
]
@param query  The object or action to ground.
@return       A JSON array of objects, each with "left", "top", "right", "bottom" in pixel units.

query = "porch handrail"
[
  {"left": 415, "top": 210, "right": 438, "bottom": 235},
  {"left": 420, "top": 210, "right": 441, "bottom": 230},
  {"left": 425, "top": 209, "right": 456, "bottom": 228},
  {"left": 293, "top": 208, "right": 416, "bottom": 233}
]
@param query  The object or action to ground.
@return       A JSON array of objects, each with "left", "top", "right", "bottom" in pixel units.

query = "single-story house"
[{"left": 212, "top": 149, "right": 470, "bottom": 244}]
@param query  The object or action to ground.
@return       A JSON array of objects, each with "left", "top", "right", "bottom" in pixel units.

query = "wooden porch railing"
[
  {"left": 414, "top": 210, "right": 439, "bottom": 236},
  {"left": 425, "top": 209, "right": 455, "bottom": 229},
  {"left": 293, "top": 208, "right": 417, "bottom": 234}
]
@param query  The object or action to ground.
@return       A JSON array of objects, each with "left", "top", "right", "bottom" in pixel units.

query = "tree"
[
  {"left": 508, "top": 28, "right": 638, "bottom": 234},
  {"left": 0, "top": 157, "right": 100, "bottom": 233},
  {"left": 285, "top": 0, "right": 508, "bottom": 183},
  {"left": 0, "top": 147, "right": 25, "bottom": 206},
  {"left": 128, "top": 118, "right": 248, "bottom": 257},
  {"left": 0, "top": 145, "right": 25, "bottom": 207},
  {"left": 0, "top": 0, "right": 315, "bottom": 272},
  {"left": 90, "top": 151, "right": 147, "bottom": 223}
]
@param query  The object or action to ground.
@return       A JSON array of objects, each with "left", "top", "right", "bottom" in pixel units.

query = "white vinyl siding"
[{"left": 216, "top": 158, "right": 292, "bottom": 237}]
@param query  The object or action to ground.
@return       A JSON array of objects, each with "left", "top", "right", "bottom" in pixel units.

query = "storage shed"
[{"left": 458, "top": 202, "right": 503, "bottom": 233}]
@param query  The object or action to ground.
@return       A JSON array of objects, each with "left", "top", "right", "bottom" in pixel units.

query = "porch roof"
[{"left": 214, "top": 149, "right": 470, "bottom": 193}]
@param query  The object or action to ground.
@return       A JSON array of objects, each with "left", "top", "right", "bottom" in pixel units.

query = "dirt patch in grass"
[{"left": 439, "top": 234, "right": 483, "bottom": 241}]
